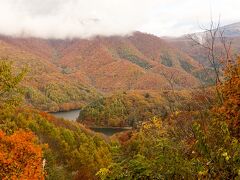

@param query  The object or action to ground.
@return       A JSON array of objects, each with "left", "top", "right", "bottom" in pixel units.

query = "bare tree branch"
[{"left": 187, "top": 18, "right": 233, "bottom": 104}]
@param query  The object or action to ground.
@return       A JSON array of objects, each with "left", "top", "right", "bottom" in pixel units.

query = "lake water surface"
[
  {"left": 50, "top": 109, "right": 80, "bottom": 121},
  {"left": 90, "top": 127, "right": 131, "bottom": 136},
  {"left": 50, "top": 109, "right": 131, "bottom": 136}
]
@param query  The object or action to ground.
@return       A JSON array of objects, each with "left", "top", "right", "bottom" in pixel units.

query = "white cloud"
[
  {"left": 140, "top": 0, "right": 240, "bottom": 36},
  {"left": 0, "top": 0, "right": 239, "bottom": 38},
  {"left": 0, "top": 0, "right": 158, "bottom": 38}
]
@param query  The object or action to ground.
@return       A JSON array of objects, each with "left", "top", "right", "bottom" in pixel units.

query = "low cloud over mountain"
[{"left": 0, "top": 0, "right": 157, "bottom": 39}]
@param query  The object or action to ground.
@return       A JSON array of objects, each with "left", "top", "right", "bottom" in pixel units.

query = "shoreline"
[
  {"left": 90, "top": 127, "right": 132, "bottom": 130},
  {"left": 47, "top": 109, "right": 81, "bottom": 113}
]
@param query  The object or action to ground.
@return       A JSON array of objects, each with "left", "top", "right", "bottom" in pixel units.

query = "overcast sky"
[{"left": 0, "top": 0, "right": 239, "bottom": 39}]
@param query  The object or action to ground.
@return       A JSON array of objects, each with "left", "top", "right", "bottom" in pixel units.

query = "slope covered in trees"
[
  {"left": 96, "top": 57, "right": 240, "bottom": 179},
  {"left": 0, "top": 60, "right": 112, "bottom": 179},
  {"left": 0, "top": 108, "right": 112, "bottom": 179},
  {"left": 0, "top": 32, "right": 207, "bottom": 111},
  {"left": 78, "top": 91, "right": 168, "bottom": 127},
  {"left": 78, "top": 89, "right": 215, "bottom": 128},
  {"left": 0, "top": 37, "right": 101, "bottom": 112},
  {"left": 0, "top": 32, "right": 239, "bottom": 179}
]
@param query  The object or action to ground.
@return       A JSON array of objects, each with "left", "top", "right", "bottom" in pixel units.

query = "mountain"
[
  {"left": 0, "top": 32, "right": 203, "bottom": 111},
  {"left": 219, "top": 22, "right": 240, "bottom": 37},
  {"left": 166, "top": 22, "right": 240, "bottom": 66},
  {"left": 0, "top": 35, "right": 100, "bottom": 112},
  {"left": 55, "top": 32, "right": 202, "bottom": 90},
  {"left": 190, "top": 22, "right": 240, "bottom": 38}
]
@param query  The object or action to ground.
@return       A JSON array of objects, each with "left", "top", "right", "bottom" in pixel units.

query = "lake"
[
  {"left": 50, "top": 109, "right": 131, "bottom": 136},
  {"left": 90, "top": 127, "right": 131, "bottom": 136},
  {"left": 50, "top": 109, "right": 81, "bottom": 121}
]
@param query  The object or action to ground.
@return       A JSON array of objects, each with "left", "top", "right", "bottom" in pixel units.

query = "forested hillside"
[
  {"left": 0, "top": 36, "right": 100, "bottom": 112},
  {"left": 0, "top": 32, "right": 209, "bottom": 111},
  {"left": 78, "top": 89, "right": 215, "bottom": 127},
  {"left": 96, "top": 56, "right": 240, "bottom": 179},
  {"left": 0, "top": 50, "right": 239, "bottom": 179},
  {"left": 0, "top": 61, "right": 111, "bottom": 179}
]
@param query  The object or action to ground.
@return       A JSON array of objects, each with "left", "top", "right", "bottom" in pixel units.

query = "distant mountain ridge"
[
  {"left": 0, "top": 32, "right": 205, "bottom": 111},
  {"left": 219, "top": 22, "right": 240, "bottom": 37},
  {"left": 188, "top": 22, "right": 240, "bottom": 38},
  {"left": 166, "top": 21, "right": 240, "bottom": 66}
]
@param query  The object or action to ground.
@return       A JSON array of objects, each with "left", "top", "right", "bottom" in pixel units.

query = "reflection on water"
[
  {"left": 90, "top": 127, "right": 131, "bottom": 136},
  {"left": 50, "top": 109, "right": 80, "bottom": 121}
]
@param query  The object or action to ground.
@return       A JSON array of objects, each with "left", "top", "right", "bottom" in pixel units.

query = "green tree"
[{"left": 0, "top": 60, "right": 27, "bottom": 107}]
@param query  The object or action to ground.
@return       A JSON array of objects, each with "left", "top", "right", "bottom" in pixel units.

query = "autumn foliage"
[
  {"left": 0, "top": 130, "right": 44, "bottom": 179},
  {"left": 219, "top": 57, "right": 240, "bottom": 138},
  {"left": 97, "top": 56, "right": 240, "bottom": 179},
  {"left": 0, "top": 33, "right": 204, "bottom": 112},
  {"left": 0, "top": 36, "right": 240, "bottom": 179}
]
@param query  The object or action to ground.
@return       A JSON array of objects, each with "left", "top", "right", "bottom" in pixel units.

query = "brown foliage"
[
  {"left": 0, "top": 32, "right": 201, "bottom": 108},
  {"left": 219, "top": 57, "right": 240, "bottom": 138}
]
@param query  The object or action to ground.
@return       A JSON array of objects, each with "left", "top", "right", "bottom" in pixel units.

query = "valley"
[{"left": 0, "top": 19, "right": 239, "bottom": 179}]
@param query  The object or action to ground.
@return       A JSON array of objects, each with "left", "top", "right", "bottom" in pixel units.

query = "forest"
[
  {"left": 0, "top": 47, "right": 239, "bottom": 179},
  {"left": 0, "top": 19, "right": 239, "bottom": 179}
]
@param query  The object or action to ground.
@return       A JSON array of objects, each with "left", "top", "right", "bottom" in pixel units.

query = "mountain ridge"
[
  {"left": 165, "top": 21, "right": 240, "bottom": 66},
  {"left": 0, "top": 31, "right": 204, "bottom": 111}
]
